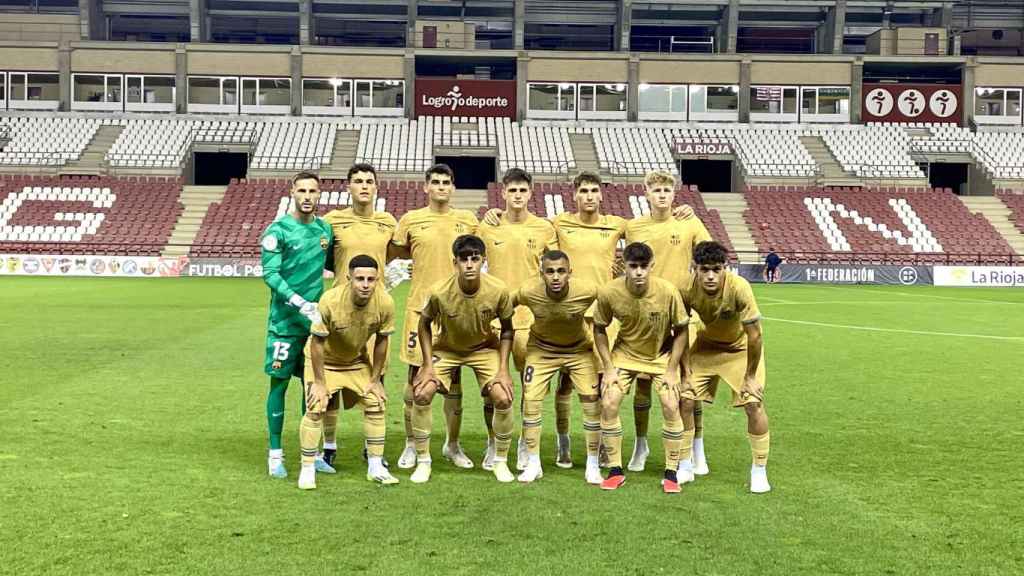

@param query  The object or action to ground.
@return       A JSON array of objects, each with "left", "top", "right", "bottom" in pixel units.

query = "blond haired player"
[
  {"left": 319, "top": 163, "right": 397, "bottom": 471},
  {"left": 680, "top": 241, "right": 771, "bottom": 493},
  {"left": 624, "top": 170, "right": 711, "bottom": 473},
  {"left": 411, "top": 235, "right": 516, "bottom": 483},
  {"left": 593, "top": 242, "right": 690, "bottom": 493},
  {"left": 298, "top": 255, "right": 398, "bottom": 489},
  {"left": 477, "top": 167, "right": 555, "bottom": 470},
  {"left": 513, "top": 250, "right": 602, "bottom": 484},
  {"left": 392, "top": 164, "right": 478, "bottom": 470}
]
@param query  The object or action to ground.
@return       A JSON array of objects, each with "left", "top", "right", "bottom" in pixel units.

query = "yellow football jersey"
[
  {"left": 323, "top": 207, "right": 397, "bottom": 285},
  {"left": 308, "top": 283, "right": 396, "bottom": 370},
  {"left": 513, "top": 277, "right": 598, "bottom": 353},
  {"left": 550, "top": 212, "right": 627, "bottom": 287},
  {"left": 422, "top": 273, "right": 514, "bottom": 354},
  {"left": 682, "top": 270, "right": 761, "bottom": 351},
  {"left": 625, "top": 215, "right": 711, "bottom": 290},
  {"left": 478, "top": 213, "right": 556, "bottom": 329},
  {"left": 594, "top": 276, "right": 689, "bottom": 371},
  {"left": 392, "top": 206, "right": 479, "bottom": 313}
]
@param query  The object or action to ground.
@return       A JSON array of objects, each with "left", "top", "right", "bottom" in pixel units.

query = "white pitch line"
[
  {"left": 760, "top": 300, "right": 909, "bottom": 306},
  {"left": 755, "top": 295, "right": 799, "bottom": 304},
  {"left": 819, "top": 285, "right": 1023, "bottom": 306},
  {"left": 763, "top": 316, "right": 1024, "bottom": 342}
]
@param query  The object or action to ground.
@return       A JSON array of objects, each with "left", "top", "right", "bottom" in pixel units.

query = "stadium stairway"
[
  {"left": 61, "top": 125, "right": 124, "bottom": 175},
  {"left": 798, "top": 135, "right": 863, "bottom": 188},
  {"left": 568, "top": 133, "right": 601, "bottom": 174},
  {"left": 960, "top": 196, "right": 1024, "bottom": 255},
  {"left": 162, "top": 185, "right": 228, "bottom": 257},
  {"left": 701, "top": 193, "right": 759, "bottom": 262},
  {"left": 320, "top": 129, "right": 361, "bottom": 179},
  {"left": 453, "top": 189, "right": 488, "bottom": 214}
]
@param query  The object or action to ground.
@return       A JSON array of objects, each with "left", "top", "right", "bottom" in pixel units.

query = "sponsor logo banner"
[
  {"left": 673, "top": 140, "right": 733, "bottom": 156},
  {"left": 934, "top": 266, "right": 1024, "bottom": 287},
  {"left": 862, "top": 83, "right": 961, "bottom": 124},
  {"left": 415, "top": 78, "right": 516, "bottom": 118},
  {"left": 0, "top": 254, "right": 187, "bottom": 277},
  {"left": 737, "top": 263, "right": 933, "bottom": 285},
  {"left": 182, "top": 258, "right": 264, "bottom": 278}
]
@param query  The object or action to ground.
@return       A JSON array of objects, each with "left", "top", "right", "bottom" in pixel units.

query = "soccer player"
[
  {"left": 298, "top": 255, "right": 398, "bottom": 489},
  {"left": 319, "top": 163, "right": 397, "bottom": 469},
  {"left": 681, "top": 241, "right": 771, "bottom": 493},
  {"left": 477, "top": 167, "right": 555, "bottom": 470},
  {"left": 593, "top": 242, "right": 690, "bottom": 493},
  {"left": 260, "top": 171, "right": 333, "bottom": 478},
  {"left": 513, "top": 250, "right": 602, "bottom": 484},
  {"left": 624, "top": 170, "right": 711, "bottom": 472},
  {"left": 410, "top": 235, "right": 515, "bottom": 483},
  {"left": 392, "top": 164, "right": 479, "bottom": 470}
]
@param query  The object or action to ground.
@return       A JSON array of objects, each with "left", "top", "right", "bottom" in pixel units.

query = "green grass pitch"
[{"left": 2, "top": 277, "right": 1022, "bottom": 575}]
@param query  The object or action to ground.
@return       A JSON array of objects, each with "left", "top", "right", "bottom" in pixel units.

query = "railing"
[{"left": 249, "top": 154, "right": 329, "bottom": 171}]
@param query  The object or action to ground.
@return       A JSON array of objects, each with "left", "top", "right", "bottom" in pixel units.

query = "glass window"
[
  {"left": 639, "top": 84, "right": 671, "bottom": 113},
  {"left": 976, "top": 88, "right": 1004, "bottom": 116},
  {"left": 126, "top": 76, "right": 143, "bottom": 103},
  {"left": 579, "top": 84, "right": 594, "bottom": 112},
  {"left": 355, "top": 80, "right": 371, "bottom": 108},
  {"left": 106, "top": 75, "right": 121, "bottom": 103},
  {"left": 1008, "top": 90, "right": 1022, "bottom": 117},
  {"left": 143, "top": 76, "right": 174, "bottom": 104},
  {"left": 223, "top": 78, "right": 237, "bottom": 105},
  {"left": 188, "top": 77, "right": 220, "bottom": 104},
  {"left": 528, "top": 83, "right": 559, "bottom": 111},
  {"left": 801, "top": 87, "right": 816, "bottom": 114},
  {"left": 259, "top": 79, "right": 290, "bottom": 106},
  {"left": 27, "top": 73, "right": 58, "bottom": 101},
  {"left": 303, "top": 79, "right": 333, "bottom": 107},
  {"left": 690, "top": 85, "right": 706, "bottom": 113},
  {"left": 372, "top": 81, "right": 403, "bottom": 108},
  {"left": 706, "top": 85, "right": 737, "bottom": 111},
  {"left": 73, "top": 75, "right": 105, "bottom": 102},
  {"left": 749, "top": 86, "right": 780, "bottom": 113},
  {"left": 595, "top": 84, "right": 626, "bottom": 112},
  {"left": 242, "top": 78, "right": 257, "bottom": 106},
  {"left": 817, "top": 87, "right": 849, "bottom": 114},
  {"left": 336, "top": 80, "right": 351, "bottom": 108},
  {"left": 0, "top": 74, "right": 5, "bottom": 101},
  {"left": 671, "top": 86, "right": 685, "bottom": 113},
  {"left": 558, "top": 83, "right": 575, "bottom": 111},
  {"left": 783, "top": 87, "right": 797, "bottom": 114}
]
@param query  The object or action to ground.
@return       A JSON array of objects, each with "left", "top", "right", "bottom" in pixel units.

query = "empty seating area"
[
  {"left": 818, "top": 124, "right": 924, "bottom": 179},
  {"left": 251, "top": 122, "right": 335, "bottom": 171},
  {"left": 0, "top": 175, "right": 183, "bottom": 255},
  {"left": 0, "top": 116, "right": 104, "bottom": 166},
  {"left": 973, "top": 130, "right": 1024, "bottom": 179},
  {"left": 996, "top": 189, "right": 1024, "bottom": 235},
  {"left": 745, "top": 185, "right": 1014, "bottom": 264}
]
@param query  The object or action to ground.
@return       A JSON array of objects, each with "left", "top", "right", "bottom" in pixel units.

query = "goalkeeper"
[{"left": 260, "top": 171, "right": 333, "bottom": 479}]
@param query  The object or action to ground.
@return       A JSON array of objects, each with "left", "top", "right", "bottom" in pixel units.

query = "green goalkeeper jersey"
[{"left": 260, "top": 214, "right": 333, "bottom": 336}]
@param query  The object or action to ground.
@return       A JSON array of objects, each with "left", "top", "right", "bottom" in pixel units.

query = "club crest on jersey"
[
  {"left": 455, "top": 223, "right": 467, "bottom": 233},
  {"left": 272, "top": 361, "right": 283, "bottom": 370},
  {"left": 600, "top": 231, "right": 611, "bottom": 238},
  {"left": 649, "top": 311, "right": 661, "bottom": 322},
  {"left": 527, "top": 238, "right": 538, "bottom": 250},
  {"left": 719, "top": 309, "right": 735, "bottom": 320},
  {"left": 320, "top": 236, "right": 329, "bottom": 250},
  {"left": 670, "top": 234, "right": 681, "bottom": 246}
]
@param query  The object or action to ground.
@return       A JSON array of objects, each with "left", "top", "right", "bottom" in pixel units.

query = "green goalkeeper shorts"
[{"left": 264, "top": 332, "right": 308, "bottom": 379}]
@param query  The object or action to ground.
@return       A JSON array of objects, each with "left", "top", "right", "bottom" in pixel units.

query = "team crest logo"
[
  {"left": 6, "top": 257, "right": 19, "bottom": 273},
  {"left": 719, "top": 309, "right": 735, "bottom": 320},
  {"left": 90, "top": 258, "right": 106, "bottom": 275},
  {"left": 58, "top": 258, "right": 73, "bottom": 273},
  {"left": 23, "top": 258, "right": 40, "bottom": 274},
  {"left": 527, "top": 238, "right": 538, "bottom": 250},
  {"left": 455, "top": 224, "right": 467, "bottom": 233},
  {"left": 670, "top": 235, "right": 681, "bottom": 246},
  {"left": 109, "top": 260, "right": 121, "bottom": 274},
  {"left": 600, "top": 231, "right": 611, "bottom": 238},
  {"left": 649, "top": 311, "right": 661, "bottom": 322},
  {"left": 122, "top": 259, "right": 138, "bottom": 275},
  {"left": 320, "top": 236, "right": 329, "bottom": 251},
  {"left": 74, "top": 258, "right": 87, "bottom": 272},
  {"left": 41, "top": 258, "right": 54, "bottom": 272},
  {"left": 272, "top": 361, "right": 283, "bottom": 370}
]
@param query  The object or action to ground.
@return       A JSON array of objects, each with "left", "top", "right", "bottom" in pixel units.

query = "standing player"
[
  {"left": 681, "top": 241, "right": 771, "bottom": 493},
  {"left": 410, "top": 235, "right": 516, "bottom": 483},
  {"left": 477, "top": 167, "right": 555, "bottom": 470},
  {"left": 298, "top": 255, "right": 398, "bottom": 489},
  {"left": 624, "top": 170, "right": 710, "bottom": 472},
  {"left": 260, "top": 171, "right": 333, "bottom": 478},
  {"left": 513, "top": 250, "right": 602, "bottom": 484},
  {"left": 392, "top": 164, "right": 479, "bottom": 470},
  {"left": 319, "top": 163, "right": 396, "bottom": 469},
  {"left": 593, "top": 242, "right": 690, "bottom": 493}
]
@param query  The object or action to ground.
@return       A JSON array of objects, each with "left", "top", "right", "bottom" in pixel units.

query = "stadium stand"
[
  {"left": 744, "top": 185, "right": 1015, "bottom": 263},
  {"left": 0, "top": 175, "right": 184, "bottom": 255},
  {"left": 0, "top": 117, "right": 105, "bottom": 166},
  {"left": 995, "top": 190, "right": 1024, "bottom": 235}
]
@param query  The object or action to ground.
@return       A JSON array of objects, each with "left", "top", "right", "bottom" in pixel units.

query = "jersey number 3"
[{"left": 272, "top": 341, "right": 291, "bottom": 361}]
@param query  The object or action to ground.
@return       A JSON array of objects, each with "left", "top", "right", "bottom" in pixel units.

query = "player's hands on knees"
[
  {"left": 413, "top": 367, "right": 437, "bottom": 396},
  {"left": 672, "top": 204, "right": 695, "bottom": 220},
  {"left": 482, "top": 208, "right": 504, "bottom": 226},
  {"left": 601, "top": 370, "right": 621, "bottom": 394},
  {"left": 308, "top": 380, "right": 329, "bottom": 412},
  {"left": 491, "top": 371, "right": 514, "bottom": 403},
  {"left": 663, "top": 369, "right": 682, "bottom": 395},
  {"left": 740, "top": 375, "right": 763, "bottom": 403},
  {"left": 367, "top": 377, "right": 388, "bottom": 404}
]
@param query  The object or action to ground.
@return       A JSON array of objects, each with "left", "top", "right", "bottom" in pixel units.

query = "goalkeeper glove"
[{"left": 288, "top": 294, "right": 325, "bottom": 329}]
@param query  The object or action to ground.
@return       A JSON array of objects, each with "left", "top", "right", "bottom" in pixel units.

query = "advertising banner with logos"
[
  {"left": 415, "top": 78, "right": 516, "bottom": 118},
  {"left": 737, "top": 263, "right": 934, "bottom": 285},
  {"left": 673, "top": 140, "right": 733, "bottom": 156},
  {"left": 0, "top": 254, "right": 189, "bottom": 277},
  {"left": 934, "top": 266, "right": 1024, "bottom": 287},
  {"left": 862, "top": 83, "right": 961, "bottom": 124}
]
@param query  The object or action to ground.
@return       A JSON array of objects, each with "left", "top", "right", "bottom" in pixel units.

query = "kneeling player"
[
  {"left": 681, "top": 241, "right": 771, "bottom": 493},
  {"left": 513, "top": 250, "right": 602, "bottom": 484},
  {"left": 298, "top": 255, "right": 398, "bottom": 489},
  {"left": 594, "top": 243, "right": 691, "bottom": 493},
  {"left": 411, "top": 235, "right": 516, "bottom": 483}
]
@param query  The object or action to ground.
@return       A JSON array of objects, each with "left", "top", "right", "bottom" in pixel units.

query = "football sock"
[
  {"left": 299, "top": 414, "right": 322, "bottom": 467},
  {"left": 483, "top": 399, "right": 496, "bottom": 438},
  {"left": 403, "top": 382, "right": 415, "bottom": 442},
  {"left": 600, "top": 414, "right": 624, "bottom": 469},
  {"left": 412, "top": 402, "right": 433, "bottom": 458},
  {"left": 693, "top": 437, "right": 705, "bottom": 460},
  {"left": 661, "top": 415, "right": 685, "bottom": 471},
  {"left": 749, "top": 431, "right": 770, "bottom": 467},
  {"left": 364, "top": 408, "right": 386, "bottom": 458},
  {"left": 581, "top": 399, "right": 601, "bottom": 458},
  {"left": 268, "top": 448, "right": 283, "bottom": 459},
  {"left": 492, "top": 406, "right": 514, "bottom": 460},
  {"left": 693, "top": 404, "right": 704, "bottom": 438},
  {"left": 322, "top": 407, "right": 339, "bottom": 450},
  {"left": 266, "top": 377, "right": 290, "bottom": 450},
  {"left": 555, "top": 391, "right": 572, "bottom": 435},
  {"left": 522, "top": 400, "right": 543, "bottom": 455},
  {"left": 442, "top": 392, "right": 463, "bottom": 444},
  {"left": 633, "top": 388, "right": 651, "bottom": 438},
  {"left": 681, "top": 427, "right": 695, "bottom": 463}
]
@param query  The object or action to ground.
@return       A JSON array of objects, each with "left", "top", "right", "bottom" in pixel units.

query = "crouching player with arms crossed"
[
  {"left": 681, "top": 241, "right": 771, "bottom": 493},
  {"left": 298, "top": 255, "right": 399, "bottom": 489}
]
